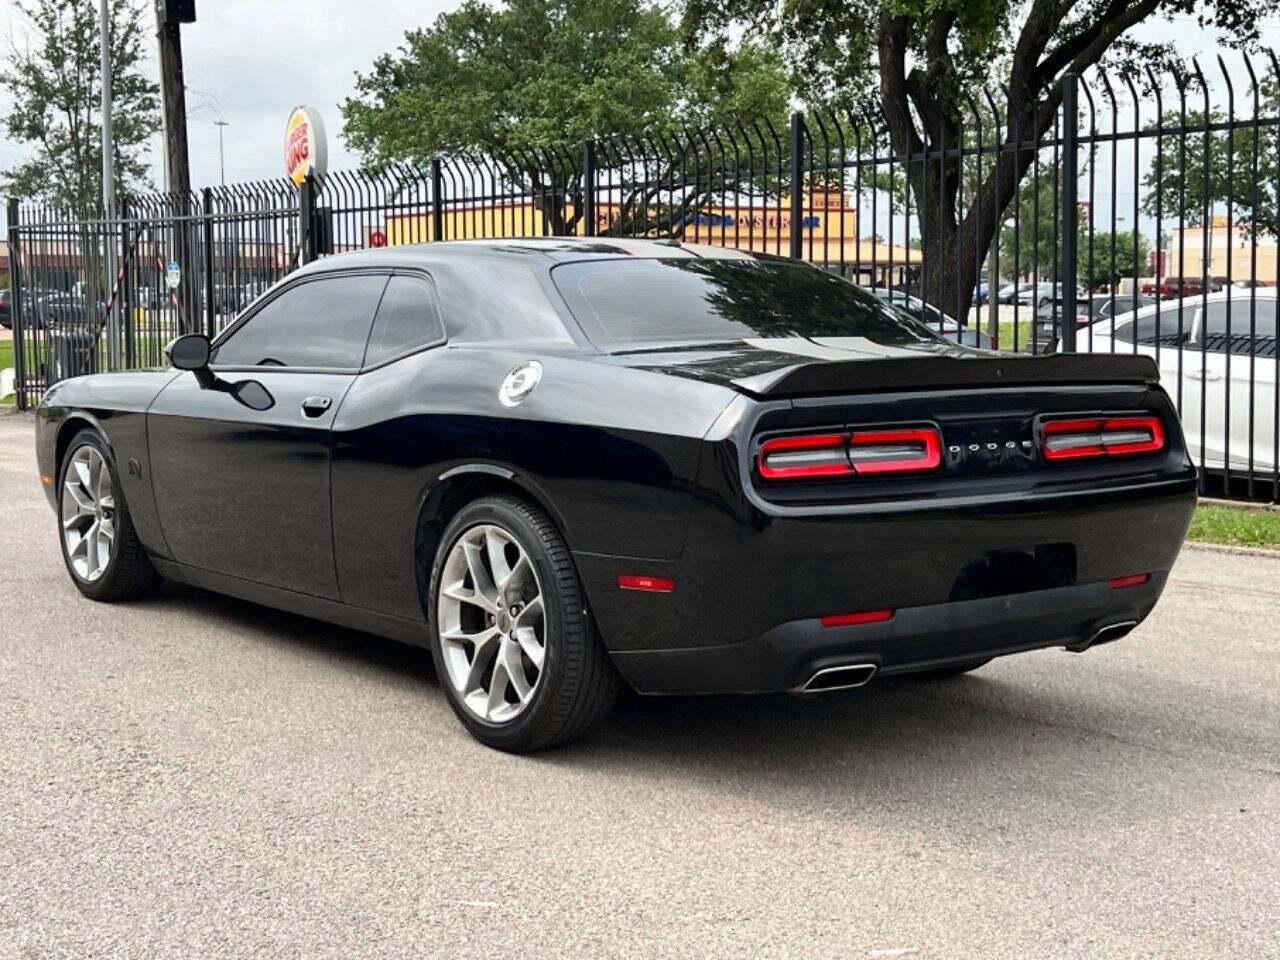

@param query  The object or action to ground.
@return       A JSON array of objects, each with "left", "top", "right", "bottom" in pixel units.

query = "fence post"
[
  {"left": 1060, "top": 72, "right": 1080, "bottom": 352},
  {"left": 202, "top": 187, "right": 216, "bottom": 338},
  {"left": 299, "top": 175, "right": 317, "bottom": 264},
  {"left": 581, "top": 139, "right": 597, "bottom": 238},
  {"left": 789, "top": 113, "right": 804, "bottom": 260},
  {"left": 431, "top": 159, "right": 444, "bottom": 242},
  {"left": 6, "top": 197, "right": 27, "bottom": 410},
  {"left": 120, "top": 200, "right": 135, "bottom": 369}
]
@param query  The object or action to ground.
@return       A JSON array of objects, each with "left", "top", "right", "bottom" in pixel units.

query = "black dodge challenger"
[{"left": 35, "top": 238, "right": 1197, "bottom": 751}]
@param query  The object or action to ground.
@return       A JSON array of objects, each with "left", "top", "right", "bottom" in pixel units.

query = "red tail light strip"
[
  {"left": 1108, "top": 573, "right": 1151, "bottom": 589},
  {"left": 821, "top": 609, "right": 895, "bottom": 627},
  {"left": 757, "top": 433, "right": 852, "bottom": 479},
  {"left": 758, "top": 427, "right": 942, "bottom": 480},
  {"left": 848, "top": 428, "right": 942, "bottom": 475},
  {"left": 1042, "top": 415, "right": 1165, "bottom": 461}
]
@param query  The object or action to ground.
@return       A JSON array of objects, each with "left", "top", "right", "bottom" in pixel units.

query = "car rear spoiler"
[{"left": 729, "top": 352, "right": 1160, "bottom": 398}]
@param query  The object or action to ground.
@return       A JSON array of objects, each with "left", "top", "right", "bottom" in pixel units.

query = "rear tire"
[
  {"left": 57, "top": 429, "right": 161, "bottom": 602},
  {"left": 428, "top": 494, "right": 619, "bottom": 752},
  {"left": 905, "top": 658, "right": 991, "bottom": 680}
]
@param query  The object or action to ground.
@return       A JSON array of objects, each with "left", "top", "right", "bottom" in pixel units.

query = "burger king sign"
[{"left": 285, "top": 106, "right": 328, "bottom": 187}]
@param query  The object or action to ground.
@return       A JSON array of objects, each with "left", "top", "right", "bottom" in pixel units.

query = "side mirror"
[{"left": 166, "top": 334, "right": 214, "bottom": 388}]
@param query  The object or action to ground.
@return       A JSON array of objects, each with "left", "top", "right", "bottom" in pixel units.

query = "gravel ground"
[{"left": 1, "top": 410, "right": 1277, "bottom": 959}]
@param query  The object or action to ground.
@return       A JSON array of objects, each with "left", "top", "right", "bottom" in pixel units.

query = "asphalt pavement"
[{"left": 1, "top": 410, "right": 1277, "bottom": 959}]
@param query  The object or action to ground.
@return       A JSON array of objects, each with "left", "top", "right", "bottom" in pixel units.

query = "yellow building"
[
  {"left": 1168, "top": 216, "right": 1279, "bottom": 284},
  {"left": 379, "top": 187, "right": 921, "bottom": 286}
]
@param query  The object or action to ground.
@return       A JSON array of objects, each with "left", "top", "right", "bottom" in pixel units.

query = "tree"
[
  {"left": 685, "top": 0, "right": 1267, "bottom": 317},
  {"left": 2, "top": 0, "right": 160, "bottom": 212},
  {"left": 341, "top": 0, "right": 790, "bottom": 235},
  {"left": 1141, "top": 88, "right": 1280, "bottom": 243}
]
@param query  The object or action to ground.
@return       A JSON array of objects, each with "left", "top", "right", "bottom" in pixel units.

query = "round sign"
[
  {"left": 285, "top": 106, "right": 328, "bottom": 187},
  {"left": 368, "top": 229, "right": 387, "bottom": 248},
  {"left": 165, "top": 261, "right": 182, "bottom": 291}
]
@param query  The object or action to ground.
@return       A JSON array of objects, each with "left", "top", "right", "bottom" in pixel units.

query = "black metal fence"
[{"left": 7, "top": 54, "right": 1280, "bottom": 498}]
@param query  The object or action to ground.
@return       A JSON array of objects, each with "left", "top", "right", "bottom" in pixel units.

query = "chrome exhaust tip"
[
  {"left": 1066, "top": 619, "right": 1139, "bottom": 653},
  {"left": 795, "top": 662, "right": 878, "bottom": 694},
  {"left": 1089, "top": 620, "right": 1138, "bottom": 647}
]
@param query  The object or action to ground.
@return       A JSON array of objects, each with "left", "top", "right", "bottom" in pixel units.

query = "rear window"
[{"left": 551, "top": 258, "right": 938, "bottom": 346}]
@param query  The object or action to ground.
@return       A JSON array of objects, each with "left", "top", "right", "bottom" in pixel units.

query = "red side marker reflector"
[
  {"left": 618, "top": 575, "right": 675, "bottom": 593},
  {"left": 1108, "top": 573, "right": 1151, "bottom": 589},
  {"left": 820, "top": 609, "right": 894, "bottom": 628}
]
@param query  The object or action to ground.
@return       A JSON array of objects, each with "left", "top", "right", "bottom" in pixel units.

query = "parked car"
[
  {"left": 870, "top": 289, "right": 995, "bottom": 350},
  {"left": 1000, "top": 282, "right": 1087, "bottom": 308},
  {"left": 1140, "top": 276, "right": 1226, "bottom": 298},
  {"left": 0, "top": 289, "right": 11, "bottom": 329},
  {"left": 1033, "top": 293, "right": 1158, "bottom": 352},
  {"left": 35, "top": 239, "right": 1196, "bottom": 752},
  {"left": 1075, "top": 289, "right": 1278, "bottom": 473}
]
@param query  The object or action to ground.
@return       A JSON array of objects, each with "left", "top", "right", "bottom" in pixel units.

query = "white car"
[{"left": 1075, "top": 289, "right": 1278, "bottom": 473}]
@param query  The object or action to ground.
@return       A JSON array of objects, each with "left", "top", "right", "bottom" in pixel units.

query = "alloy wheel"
[
  {"left": 437, "top": 523, "right": 547, "bottom": 724},
  {"left": 61, "top": 445, "right": 116, "bottom": 582}
]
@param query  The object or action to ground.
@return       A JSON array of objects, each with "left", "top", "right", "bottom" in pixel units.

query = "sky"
[
  {"left": 0, "top": 0, "right": 458, "bottom": 188},
  {"left": 2, "top": 2, "right": 1280, "bottom": 222}
]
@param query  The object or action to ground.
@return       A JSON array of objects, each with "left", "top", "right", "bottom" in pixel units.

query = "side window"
[
  {"left": 1199, "top": 300, "right": 1277, "bottom": 348},
  {"left": 1113, "top": 303, "right": 1195, "bottom": 344},
  {"left": 362, "top": 275, "right": 445, "bottom": 367},
  {"left": 212, "top": 274, "right": 388, "bottom": 368}
]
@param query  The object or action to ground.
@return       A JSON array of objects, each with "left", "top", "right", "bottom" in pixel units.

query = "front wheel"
[
  {"left": 428, "top": 495, "right": 619, "bottom": 752},
  {"left": 57, "top": 429, "right": 161, "bottom": 601}
]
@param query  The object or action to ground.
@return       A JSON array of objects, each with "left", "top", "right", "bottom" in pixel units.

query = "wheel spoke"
[
  {"left": 486, "top": 658, "right": 511, "bottom": 716},
  {"left": 460, "top": 627, "right": 501, "bottom": 694},
  {"left": 485, "top": 529, "right": 514, "bottom": 589},
  {"left": 514, "top": 626, "right": 545, "bottom": 670},
  {"left": 73, "top": 458, "right": 92, "bottom": 490},
  {"left": 515, "top": 595, "right": 543, "bottom": 628},
  {"left": 461, "top": 540, "right": 500, "bottom": 612},
  {"left": 501, "top": 639, "right": 533, "bottom": 701},
  {"left": 63, "top": 482, "right": 95, "bottom": 519}
]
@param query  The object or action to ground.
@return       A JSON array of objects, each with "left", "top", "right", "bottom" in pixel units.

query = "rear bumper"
[
  {"left": 577, "top": 471, "right": 1196, "bottom": 694},
  {"left": 609, "top": 573, "right": 1165, "bottom": 695}
]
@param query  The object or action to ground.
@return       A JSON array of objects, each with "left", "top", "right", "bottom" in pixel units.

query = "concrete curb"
[{"left": 1184, "top": 539, "right": 1280, "bottom": 561}]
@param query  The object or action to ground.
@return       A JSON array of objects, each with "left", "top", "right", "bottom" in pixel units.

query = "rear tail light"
[
  {"left": 758, "top": 426, "right": 941, "bottom": 480},
  {"left": 1108, "top": 573, "right": 1151, "bottom": 589},
  {"left": 1041, "top": 415, "right": 1165, "bottom": 461}
]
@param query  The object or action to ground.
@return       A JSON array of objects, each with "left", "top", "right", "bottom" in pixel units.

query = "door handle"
[
  {"left": 301, "top": 396, "right": 332, "bottom": 418},
  {"left": 1187, "top": 370, "right": 1222, "bottom": 382}
]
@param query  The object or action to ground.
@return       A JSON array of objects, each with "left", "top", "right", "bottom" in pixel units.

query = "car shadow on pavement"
[{"left": 146, "top": 580, "right": 1240, "bottom": 822}]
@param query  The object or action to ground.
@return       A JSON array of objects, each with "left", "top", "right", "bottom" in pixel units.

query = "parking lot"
[{"left": 1, "top": 409, "right": 1277, "bottom": 959}]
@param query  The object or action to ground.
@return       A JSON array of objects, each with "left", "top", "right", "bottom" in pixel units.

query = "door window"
[
  {"left": 212, "top": 274, "right": 388, "bottom": 369},
  {"left": 1110, "top": 302, "right": 1196, "bottom": 345},
  {"left": 362, "top": 274, "right": 445, "bottom": 367},
  {"left": 1198, "top": 299, "right": 1278, "bottom": 352}
]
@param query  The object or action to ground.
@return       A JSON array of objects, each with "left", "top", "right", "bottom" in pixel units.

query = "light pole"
[
  {"left": 215, "top": 118, "right": 229, "bottom": 187},
  {"left": 100, "top": 0, "right": 119, "bottom": 370}
]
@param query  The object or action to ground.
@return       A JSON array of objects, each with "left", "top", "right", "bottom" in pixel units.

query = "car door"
[
  {"left": 148, "top": 270, "right": 389, "bottom": 598},
  {"left": 1199, "top": 297, "right": 1278, "bottom": 473}
]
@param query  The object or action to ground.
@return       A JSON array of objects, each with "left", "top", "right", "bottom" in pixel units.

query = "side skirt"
[{"left": 151, "top": 557, "right": 429, "bottom": 646}]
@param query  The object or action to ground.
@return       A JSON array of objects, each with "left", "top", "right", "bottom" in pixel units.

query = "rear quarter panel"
[{"left": 329, "top": 345, "right": 738, "bottom": 620}]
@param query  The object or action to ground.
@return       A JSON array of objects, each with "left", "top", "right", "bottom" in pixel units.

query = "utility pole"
[
  {"left": 155, "top": 0, "right": 197, "bottom": 331},
  {"left": 214, "top": 118, "right": 229, "bottom": 187},
  {"left": 100, "top": 0, "right": 119, "bottom": 369}
]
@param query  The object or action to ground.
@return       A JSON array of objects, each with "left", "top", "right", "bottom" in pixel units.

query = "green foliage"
[
  {"left": 341, "top": 0, "right": 790, "bottom": 165},
  {"left": 1, "top": 0, "right": 160, "bottom": 211},
  {"left": 1141, "top": 96, "right": 1280, "bottom": 241},
  {"left": 1189, "top": 504, "right": 1280, "bottom": 549}
]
